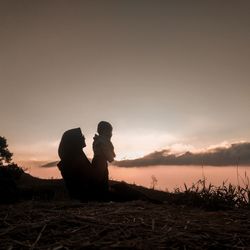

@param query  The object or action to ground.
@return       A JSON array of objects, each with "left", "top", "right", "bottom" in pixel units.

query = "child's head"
[{"left": 97, "top": 121, "right": 113, "bottom": 138}]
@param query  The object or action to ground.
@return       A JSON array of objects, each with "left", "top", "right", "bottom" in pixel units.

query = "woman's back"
[{"left": 57, "top": 128, "right": 92, "bottom": 200}]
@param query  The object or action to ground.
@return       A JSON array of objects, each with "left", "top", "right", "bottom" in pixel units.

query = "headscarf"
[{"left": 58, "top": 128, "right": 84, "bottom": 162}]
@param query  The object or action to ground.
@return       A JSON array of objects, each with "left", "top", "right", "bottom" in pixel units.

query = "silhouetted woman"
[{"left": 57, "top": 128, "right": 92, "bottom": 200}]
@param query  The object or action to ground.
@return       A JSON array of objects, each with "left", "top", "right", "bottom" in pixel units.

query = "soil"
[
  {"left": 0, "top": 173, "right": 250, "bottom": 249},
  {"left": 1, "top": 200, "right": 250, "bottom": 249}
]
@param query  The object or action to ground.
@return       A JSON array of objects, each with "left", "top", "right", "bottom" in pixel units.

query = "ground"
[{"left": 1, "top": 200, "right": 250, "bottom": 249}]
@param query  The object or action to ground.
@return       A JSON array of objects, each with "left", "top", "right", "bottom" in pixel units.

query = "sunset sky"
[{"left": 1, "top": 1, "right": 250, "bottom": 164}]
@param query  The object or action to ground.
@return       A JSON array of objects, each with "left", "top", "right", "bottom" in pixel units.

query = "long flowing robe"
[{"left": 57, "top": 128, "right": 92, "bottom": 200}]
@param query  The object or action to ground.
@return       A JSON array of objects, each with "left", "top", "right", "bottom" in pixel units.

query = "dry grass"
[
  {"left": 1, "top": 168, "right": 250, "bottom": 249},
  {"left": 171, "top": 176, "right": 250, "bottom": 210},
  {"left": 1, "top": 200, "right": 250, "bottom": 249}
]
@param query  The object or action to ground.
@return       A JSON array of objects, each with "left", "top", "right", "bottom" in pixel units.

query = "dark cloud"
[
  {"left": 40, "top": 161, "right": 59, "bottom": 168},
  {"left": 114, "top": 142, "right": 250, "bottom": 167}
]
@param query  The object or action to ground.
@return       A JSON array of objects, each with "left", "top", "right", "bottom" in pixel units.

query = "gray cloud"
[
  {"left": 40, "top": 161, "right": 59, "bottom": 168},
  {"left": 114, "top": 142, "right": 250, "bottom": 167}
]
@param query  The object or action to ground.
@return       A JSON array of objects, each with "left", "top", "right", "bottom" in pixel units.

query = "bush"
[
  {"left": 0, "top": 136, "right": 24, "bottom": 203},
  {"left": 173, "top": 178, "right": 250, "bottom": 210}
]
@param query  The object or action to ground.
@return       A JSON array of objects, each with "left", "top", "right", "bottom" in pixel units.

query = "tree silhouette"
[
  {"left": 0, "top": 136, "right": 24, "bottom": 203},
  {"left": 0, "top": 136, "right": 13, "bottom": 166},
  {"left": 0, "top": 136, "right": 23, "bottom": 179}
]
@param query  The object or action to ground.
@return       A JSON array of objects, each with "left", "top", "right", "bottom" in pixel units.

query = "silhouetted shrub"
[
  {"left": 0, "top": 136, "right": 24, "bottom": 203},
  {"left": 0, "top": 136, "right": 13, "bottom": 165},
  {"left": 173, "top": 178, "right": 250, "bottom": 210}
]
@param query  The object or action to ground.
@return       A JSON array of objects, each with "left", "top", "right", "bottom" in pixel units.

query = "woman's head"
[
  {"left": 58, "top": 128, "right": 86, "bottom": 160},
  {"left": 97, "top": 121, "right": 113, "bottom": 138}
]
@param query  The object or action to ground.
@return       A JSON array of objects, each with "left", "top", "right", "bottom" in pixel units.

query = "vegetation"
[
  {"left": 0, "top": 136, "right": 24, "bottom": 177},
  {"left": 1, "top": 200, "right": 250, "bottom": 249},
  {"left": 171, "top": 177, "right": 250, "bottom": 210},
  {"left": 0, "top": 136, "right": 13, "bottom": 165},
  {"left": 0, "top": 136, "right": 24, "bottom": 203},
  {"left": 150, "top": 175, "right": 158, "bottom": 190}
]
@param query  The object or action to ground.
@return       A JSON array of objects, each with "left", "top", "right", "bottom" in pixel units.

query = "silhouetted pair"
[{"left": 57, "top": 121, "right": 115, "bottom": 201}]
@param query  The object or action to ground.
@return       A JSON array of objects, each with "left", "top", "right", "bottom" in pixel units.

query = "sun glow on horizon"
[{"left": 11, "top": 134, "right": 249, "bottom": 168}]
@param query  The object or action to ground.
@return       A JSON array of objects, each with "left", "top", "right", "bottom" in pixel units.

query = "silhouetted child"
[{"left": 92, "top": 121, "right": 116, "bottom": 199}]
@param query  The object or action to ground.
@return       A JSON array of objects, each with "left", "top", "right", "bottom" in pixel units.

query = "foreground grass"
[
  {"left": 171, "top": 178, "right": 250, "bottom": 210},
  {"left": 1, "top": 200, "right": 250, "bottom": 249},
  {"left": 1, "top": 169, "right": 250, "bottom": 249}
]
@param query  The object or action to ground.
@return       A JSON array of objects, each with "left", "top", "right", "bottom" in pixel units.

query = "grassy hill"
[{"left": 1, "top": 171, "right": 250, "bottom": 249}]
